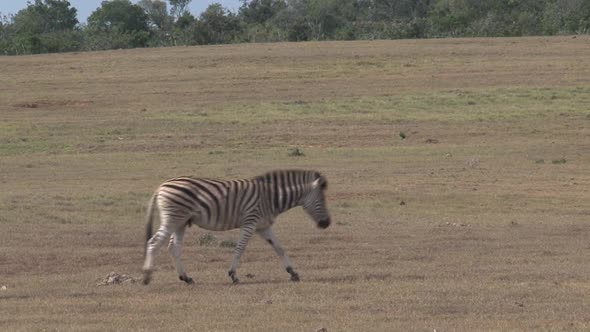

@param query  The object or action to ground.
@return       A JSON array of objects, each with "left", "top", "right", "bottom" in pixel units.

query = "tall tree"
[
  {"left": 0, "top": 13, "right": 16, "bottom": 54},
  {"left": 367, "top": 0, "right": 433, "bottom": 20},
  {"left": 88, "top": 0, "right": 149, "bottom": 33},
  {"left": 87, "top": 0, "right": 151, "bottom": 48},
  {"left": 138, "top": 0, "right": 171, "bottom": 30},
  {"left": 195, "top": 3, "right": 241, "bottom": 44},
  {"left": 10, "top": 0, "right": 79, "bottom": 54},
  {"left": 12, "top": 0, "right": 78, "bottom": 34},
  {"left": 543, "top": 0, "right": 590, "bottom": 34},
  {"left": 239, "top": 0, "right": 287, "bottom": 24},
  {"left": 170, "top": 0, "right": 192, "bottom": 20}
]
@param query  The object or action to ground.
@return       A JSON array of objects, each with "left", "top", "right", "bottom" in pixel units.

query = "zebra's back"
[{"left": 157, "top": 176, "right": 261, "bottom": 231}]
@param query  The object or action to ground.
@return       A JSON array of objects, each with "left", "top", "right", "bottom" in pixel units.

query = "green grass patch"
[
  {"left": 220, "top": 239, "right": 237, "bottom": 248},
  {"left": 2, "top": 86, "right": 589, "bottom": 156},
  {"left": 198, "top": 233, "right": 218, "bottom": 246},
  {"left": 149, "top": 86, "right": 590, "bottom": 124}
]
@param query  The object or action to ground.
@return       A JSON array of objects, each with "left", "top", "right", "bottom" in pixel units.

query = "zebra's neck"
[
  {"left": 256, "top": 170, "right": 315, "bottom": 216},
  {"left": 271, "top": 181, "right": 307, "bottom": 216}
]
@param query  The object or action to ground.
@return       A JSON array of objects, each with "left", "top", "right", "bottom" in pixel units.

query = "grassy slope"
[{"left": 1, "top": 36, "right": 590, "bottom": 331}]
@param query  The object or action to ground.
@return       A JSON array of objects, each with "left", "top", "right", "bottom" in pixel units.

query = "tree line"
[{"left": 1, "top": 0, "right": 589, "bottom": 55}]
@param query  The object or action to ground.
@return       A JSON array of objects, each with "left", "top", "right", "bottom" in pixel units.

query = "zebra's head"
[{"left": 302, "top": 174, "right": 331, "bottom": 229}]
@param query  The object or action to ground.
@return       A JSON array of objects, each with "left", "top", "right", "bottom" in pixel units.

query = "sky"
[{"left": 0, "top": 1, "right": 242, "bottom": 22}]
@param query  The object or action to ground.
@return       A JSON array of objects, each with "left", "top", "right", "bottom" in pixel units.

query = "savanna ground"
[{"left": 1, "top": 36, "right": 590, "bottom": 331}]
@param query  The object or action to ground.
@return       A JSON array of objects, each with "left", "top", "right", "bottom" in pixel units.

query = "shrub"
[
  {"left": 288, "top": 147, "right": 305, "bottom": 157},
  {"left": 198, "top": 233, "right": 217, "bottom": 246},
  {"left": 220, "top": 239, "right": 237, "bottom": 248}
]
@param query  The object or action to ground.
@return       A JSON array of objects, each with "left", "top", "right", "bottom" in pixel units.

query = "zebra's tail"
[{"left": 144, "top": 192, "right": 158, "bottom": 257}]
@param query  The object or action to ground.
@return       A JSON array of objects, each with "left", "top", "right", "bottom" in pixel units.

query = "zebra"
[{"left": 142, "top": 169, "right": 331, "bottom": 285}]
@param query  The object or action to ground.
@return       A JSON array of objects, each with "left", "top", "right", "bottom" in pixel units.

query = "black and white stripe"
[{"left": 142, "top": 169, "right": 331, "bottom": 285}]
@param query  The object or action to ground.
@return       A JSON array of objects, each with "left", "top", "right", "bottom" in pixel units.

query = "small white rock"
[{"left": 1, "top": 285, "right": 7, "bottom": 291}]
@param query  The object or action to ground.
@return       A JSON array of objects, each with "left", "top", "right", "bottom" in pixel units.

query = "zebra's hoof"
[
  {"left": 179, "top": 275, "right": 194, "bottom": 284},
  {"left": 229, "top": 271, "right": 239, "bottom": 284},
  {"left": 142, "top": 272, "right": 152, "bottom": 285},
  {"left": 286, "top": 267, "right": 300, "bottom": 282}
]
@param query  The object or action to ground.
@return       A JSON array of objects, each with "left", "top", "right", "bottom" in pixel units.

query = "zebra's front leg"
[
  {"left": 257, "top": 227, "right": 300, "bottom": 282},
  {"left": 228, "top": 222, "right": 257, "bottom": 284},
  {"left": 168, "top": 225, "right": 193, "bottom": 284}
]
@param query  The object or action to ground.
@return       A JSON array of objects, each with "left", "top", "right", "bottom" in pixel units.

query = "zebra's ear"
[
  {"left": 312, "top": 176, "right": 327, "bottom": 190},
  {"left": 312, "top": 178, "right": 322, "bottom": 189}
]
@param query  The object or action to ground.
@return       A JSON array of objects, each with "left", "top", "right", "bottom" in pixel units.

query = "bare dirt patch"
[
  {"left": 1, "top": 37, "right": 590, "bottom": 331},
  {"left": 13, "top": 99, "right": 94, "bottom": 109}
]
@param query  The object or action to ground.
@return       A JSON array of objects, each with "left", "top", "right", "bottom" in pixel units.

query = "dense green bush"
[{"left": 1, "top": 0, "right": 589, "bottom": 56}]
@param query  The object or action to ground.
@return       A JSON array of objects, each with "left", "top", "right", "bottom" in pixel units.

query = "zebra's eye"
[{"left": 320, "top": 179, "right": 327, "bottom": 190}]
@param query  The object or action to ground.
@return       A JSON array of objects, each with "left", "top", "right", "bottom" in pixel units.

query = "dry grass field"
[{"left": 1, "top": 36, "right": 590, "bottom": 331}]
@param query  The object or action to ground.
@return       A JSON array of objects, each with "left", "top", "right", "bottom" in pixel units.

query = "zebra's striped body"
[{"left": 142, "top": 169, "right": 330, "bottom": 285}]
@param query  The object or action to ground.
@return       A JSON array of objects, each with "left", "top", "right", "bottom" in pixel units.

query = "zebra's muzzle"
[{"left": 318, "top": 218, "right": 330, "bottom": 229}]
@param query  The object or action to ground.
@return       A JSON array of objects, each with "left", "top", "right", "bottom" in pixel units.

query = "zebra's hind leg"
[
  {"left": 168, "top": 224, "right": 193, "bottom": 284},
  {"left": 143, "top": 209, "right": 189, "bottom": 285},
  {"left": 257, "top": 227, "right": 300, "bottom": 282},
  {"left": 143, "top": 223, "right": 173, "bottom": 285},
  {"left": 228, "top": 222, "right": 257, "bottom": 284}
]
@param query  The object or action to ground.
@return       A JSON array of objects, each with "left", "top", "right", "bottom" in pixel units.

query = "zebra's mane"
[
  {"left": 254, "top": 169, "right": 321, "bottom": 184},
  {"left": 169, "top": 170, "right": 322, "bottom": 183}
]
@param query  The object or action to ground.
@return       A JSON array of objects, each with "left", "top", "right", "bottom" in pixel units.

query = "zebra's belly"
[
  {"left": 256, "top": 219, "right": 273, "bottom": 230},
  {"left": 190, "top": 215, "right": 240, "bottom": 231}
]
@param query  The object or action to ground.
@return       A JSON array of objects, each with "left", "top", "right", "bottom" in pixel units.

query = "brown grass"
[{"left": 1, "top": 36, "right": 590, "bottom": 331}]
